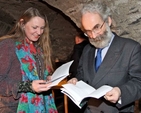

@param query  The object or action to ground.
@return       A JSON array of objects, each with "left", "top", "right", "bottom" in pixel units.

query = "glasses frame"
[{"left": 84, "top": 20, "right": 106, "bottom": 37}]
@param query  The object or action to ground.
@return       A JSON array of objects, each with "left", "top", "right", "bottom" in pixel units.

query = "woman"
[{"left": 0, "top": 7, "right": 58, "bottom": 113}]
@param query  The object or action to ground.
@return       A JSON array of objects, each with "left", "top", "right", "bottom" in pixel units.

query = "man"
[
  {"left": 69, "top": 33, "right": 88, "bottom": 79},
  {"left": 68, "top": 0, "right": 141, "bottom": 113}
]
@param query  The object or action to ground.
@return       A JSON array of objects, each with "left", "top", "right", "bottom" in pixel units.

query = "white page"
[
  {"left": 82, "top": 85, "right": 121, "bottom": 104},
  {"left": 61, "top": 80, "right": 121, "bottom": 108},
  {"left": 61, "top": 87, "right": 84, "bottom": 102},
  {"left": 49, "top": 75, "right": 67, "bottom": 87},
  {"left": 82, "top": 85, "right": 113, "bottom": 99},
  {"left": 61, "top": 90, "right": 82, "bottom": 108},
  {"left": 62, "top": 81, "right": 95, "bottom": 101},
  {"left": 48, "top": 60, "right": 73, "bottom": 87},
  {"left": 61, "top": 89, "right": 77, "bottom": 102}
]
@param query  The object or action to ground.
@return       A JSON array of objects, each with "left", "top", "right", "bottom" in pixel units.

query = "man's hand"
[
  {"left": 104, "top": 87, "right": 121, "bottom": 103},
  {"left": 67, "top": 77, "right": 78, "bottom": 84}
]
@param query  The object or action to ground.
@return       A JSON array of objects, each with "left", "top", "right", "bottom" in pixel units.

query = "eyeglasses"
[{"left": 84, "top": 20, "right": 106, "bottom": 37}]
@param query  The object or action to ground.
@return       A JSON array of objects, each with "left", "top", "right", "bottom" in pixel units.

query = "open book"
[
  {"left": 47, "top": 60, "right": 73, "bottom": 87},
  {"left": 61, "top": 80, "right": 121, "bottom": 108}
]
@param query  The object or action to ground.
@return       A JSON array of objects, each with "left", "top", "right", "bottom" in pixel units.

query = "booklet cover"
[
  {"left": 47, "top": 60, "right": 73, "bottom": 87},
  {"left": 61, "top": 80, "right": 121, "bottom": 108}
]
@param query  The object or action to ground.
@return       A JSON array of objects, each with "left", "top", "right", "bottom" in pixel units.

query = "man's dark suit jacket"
[{"left": 76, "top": 33, "right": 141, "bottom": 113}]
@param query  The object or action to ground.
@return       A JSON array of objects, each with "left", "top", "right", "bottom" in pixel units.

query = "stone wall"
[
  {"left": 0, "top": 0, "right": 78, "bottom": 61},
  {"left": 0, "top": 0, "right": 141, "bottom": 61},
  {"left": 44, "top": 0, "right": 141, "bottom": 42}
]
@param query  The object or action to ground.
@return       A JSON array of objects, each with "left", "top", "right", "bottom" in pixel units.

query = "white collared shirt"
[{"left": 95, "top": 33, "right": 115, "bottom": 61}]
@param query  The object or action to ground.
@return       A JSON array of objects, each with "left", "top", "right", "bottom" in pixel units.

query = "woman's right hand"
[
  {"left": 67, "top": 78, "right": 78, "bottom": 85},
  {"left": 31, "top": 80, "right": 51, "bottom": 93}
]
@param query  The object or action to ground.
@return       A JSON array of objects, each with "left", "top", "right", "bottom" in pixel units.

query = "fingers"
[
  {"left": 32, "top": 80, "right": 51, "bottom": 93},
  {"left": 38, "top": 84, "right": 51, "bottom": 92},
  {"left": 104, "top": 93, "right": 116, "bottom": 103},
  {"left": 39, "top": 80, "right": 47, "bottom": 84},
  {"left": 104, "top": 87, "right": 121, "bottom": 103},
  {"left": 67, "top": 78, "right": 78, "bottom": 84}
]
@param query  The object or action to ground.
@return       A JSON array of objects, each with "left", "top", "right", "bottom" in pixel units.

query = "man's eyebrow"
[
  {"left": 84, "top": 23, "right": 100, "bottom": 31},
  {"left": 93, "top": 23, "right": 100, "bottom": 29}
]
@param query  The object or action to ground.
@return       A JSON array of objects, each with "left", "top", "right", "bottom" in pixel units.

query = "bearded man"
[{"left": 68, "top": 0, "right": 141, "bottom": 113}]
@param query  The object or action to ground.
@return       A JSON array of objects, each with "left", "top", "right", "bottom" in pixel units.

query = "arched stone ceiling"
[
  {"left": 0, "top": 0, "right": 79, "bottom": 61},
  {"left": 44, "top": 0, "right": 141, "bottom": 43},
  {"left": 0, "top": 0, "right": 141, "bottom": 60}
]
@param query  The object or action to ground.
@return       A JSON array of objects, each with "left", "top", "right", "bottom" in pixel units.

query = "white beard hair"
[{"left": 89, "top": 24, "right": 113, "bottom": 48}]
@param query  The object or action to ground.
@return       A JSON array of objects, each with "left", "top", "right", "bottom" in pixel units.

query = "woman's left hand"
[{"left": 31, "top": 80, "right": 51, "bottom": 93}]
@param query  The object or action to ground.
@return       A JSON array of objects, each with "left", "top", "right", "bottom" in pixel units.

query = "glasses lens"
[
  {"left": 94, "top": 28, "right": 100, "bottom": 34},
  {"left": 84, "top": 20, "right": 105, "bottom": 37}
]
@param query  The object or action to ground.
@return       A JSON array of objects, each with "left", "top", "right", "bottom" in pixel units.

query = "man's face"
[{"left": 81, "top": 12, "right": 112, "bottom": 48}]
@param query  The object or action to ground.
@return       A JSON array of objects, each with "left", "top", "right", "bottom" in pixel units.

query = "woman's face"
[{"left": 23, "top": 16, "right": 45, "bottom": 43}]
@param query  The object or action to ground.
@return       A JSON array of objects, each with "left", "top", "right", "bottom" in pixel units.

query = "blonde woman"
[{"left": 0, "top": 7, "right": 57, "bottom": 113}]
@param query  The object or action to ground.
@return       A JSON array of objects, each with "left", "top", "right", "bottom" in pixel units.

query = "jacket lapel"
[
  {"left": 88, "top": 46, "right": 97, "bottom": 80},
  {"left": 92, "top": 35, "right": 121, "bottom": 86}
]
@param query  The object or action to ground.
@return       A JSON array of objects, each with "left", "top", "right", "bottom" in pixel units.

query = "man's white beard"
[{"left": 89, "top": 25, "right": 112, "bottom": 48}]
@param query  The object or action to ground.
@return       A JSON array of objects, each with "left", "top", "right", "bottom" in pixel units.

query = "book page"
[
  {"left": 48, "top": 60, "right": 73, "bottom": 87},
  {"left": 82, "top": 85, "right": 121, "bottom": 104},
  {"left": 61, "top": 90, "right": 83, "bottom": 108},
  {"left": 83, "top": 85, "right": 113, "bottom": 99},
  {"left": 61, "top": 80, "right": 122, "bottom": 108},
  {"left": 62, "top": 80, "right": 95, "bottom": 101}
]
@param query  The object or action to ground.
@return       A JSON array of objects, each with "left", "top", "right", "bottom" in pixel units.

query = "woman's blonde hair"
[{"left": 0, "top": 7, "right": 54, "bottom": 72}]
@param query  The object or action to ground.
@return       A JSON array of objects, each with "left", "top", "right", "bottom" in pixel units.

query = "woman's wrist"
[{"left": 18, "top": 81, "right": 35, "bottom": 93}]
